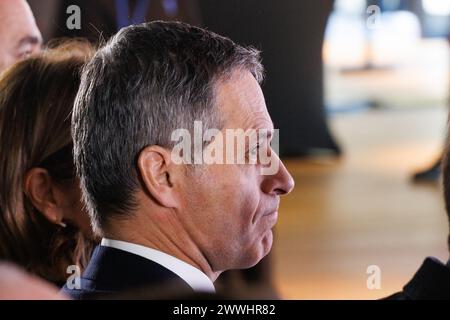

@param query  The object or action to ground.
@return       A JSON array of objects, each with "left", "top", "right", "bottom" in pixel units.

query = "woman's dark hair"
[{"left": 0, "top": 40, "right": 95, "bottom": 284}]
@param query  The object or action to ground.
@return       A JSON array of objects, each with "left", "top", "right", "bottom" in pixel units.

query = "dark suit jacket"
[
  {"left": 386, "top": 257, "right": 450, "bottom": 300},
  {"left": 61, "top": 245, "right": 193, "bottom": 299}
]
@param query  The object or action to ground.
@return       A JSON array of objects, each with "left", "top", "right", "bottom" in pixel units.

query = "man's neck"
[{"left": 103, "top": 212, "right": 220, "bottom": 282}]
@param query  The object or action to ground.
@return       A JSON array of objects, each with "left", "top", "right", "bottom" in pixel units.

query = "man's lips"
[
  {"left": 263, "top": 210, "right": 278, "bottom": 217},
  {"left": 263, "top": 200, "right": 280, "bottom": 217},
  {"left": 262, "top": 210, "right": 279, "bottom": 227},
  {"left": 253, "top": 198, "right": 280, "bottom": 224}
]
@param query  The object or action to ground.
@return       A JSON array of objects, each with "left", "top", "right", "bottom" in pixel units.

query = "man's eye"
[
  {"left": 16, "top": 44, "right": 39, "bottom": 60},
  {"left": 17, "top": 50, "right": 32, "bottom": 59}
]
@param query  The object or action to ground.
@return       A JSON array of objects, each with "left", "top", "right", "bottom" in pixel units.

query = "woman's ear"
[
  {"left": 137, "top": 145, "right": 178, "bottom": 208},
  {"left": 23, "top": 168, "right": 64, "bottom": 226}
]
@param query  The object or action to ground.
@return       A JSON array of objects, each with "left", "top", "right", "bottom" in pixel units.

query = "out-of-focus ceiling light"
[{"left": 422, "top": 0, "right": 450, "bottom": 16}]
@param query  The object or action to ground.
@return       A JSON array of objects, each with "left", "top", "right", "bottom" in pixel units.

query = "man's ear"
[
  {"left": 137, "top": 145, "right": 179, "bottom": 208},
  {"left": 23, "top": 168, "right": 64, "bottom": 226}
]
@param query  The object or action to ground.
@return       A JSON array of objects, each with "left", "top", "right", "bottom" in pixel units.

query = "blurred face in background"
[{"left": 0, "top": 0, "right": 42, "bottom": 73}]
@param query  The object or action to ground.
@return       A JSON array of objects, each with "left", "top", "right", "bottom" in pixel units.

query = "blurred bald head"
[
  {"left": 0, "top": 0, "right": 42, "bottom": 73},
  {"left": 0, "top": 263, "right": 67, "bottom": 300}
]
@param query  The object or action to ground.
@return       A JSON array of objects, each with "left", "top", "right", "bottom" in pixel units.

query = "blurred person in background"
[
  {"left": 387, "top": 134, "right": 450, "bottom": 299},
  {"left": 0, "top": 0, "right": 42, "bottom": 73},
  {"left": 0, "top": 41, "right": 96, "bottom": 286},
  {"left": 412, "top": 24, "right": 450, "bottom": 183},
  {"left": 0, "top": 262, "right": 66, "bottom": 300},
  {"left": 28, "top": 0, "right": 201, "bottom": 43}
]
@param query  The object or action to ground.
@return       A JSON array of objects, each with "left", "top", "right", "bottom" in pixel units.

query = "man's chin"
[
  {"left": 240, "top": 230, "right": 274, "bottom": 269},
  {"left": 260, "top": 229, "right": 274, "bottom": 257}
]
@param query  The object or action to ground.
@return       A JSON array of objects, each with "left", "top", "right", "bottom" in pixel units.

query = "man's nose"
[{"left": 262, "top": 156, "right": 295, "bottom": 196}]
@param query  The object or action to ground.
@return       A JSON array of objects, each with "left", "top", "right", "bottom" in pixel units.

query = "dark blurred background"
[{"left": 28, "top": 0, "right": 340, "bottom": 157}]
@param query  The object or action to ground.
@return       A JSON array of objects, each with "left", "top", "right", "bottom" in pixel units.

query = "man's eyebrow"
[{"left": 16, "top": 35, "right": 42, "bottom": 48}]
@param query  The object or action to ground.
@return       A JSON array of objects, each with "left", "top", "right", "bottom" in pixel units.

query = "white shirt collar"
[{"left": 101, "top": 238, "right": 215, "bottom": 293}]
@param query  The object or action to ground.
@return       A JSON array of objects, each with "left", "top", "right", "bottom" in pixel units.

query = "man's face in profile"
[
  {"left": 0, "top": 0, "right": 42, "bottom": 73},
  {"left": 175, "top": 70, "right": 294, "bottom": 273}
]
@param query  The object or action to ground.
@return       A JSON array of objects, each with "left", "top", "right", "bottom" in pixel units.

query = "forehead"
[
  {"left": 216, "top": 70, "right": 273, "bottom": 131},
  {"left": 0, "top": 1, "right": 39, "bottom": 44}
]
